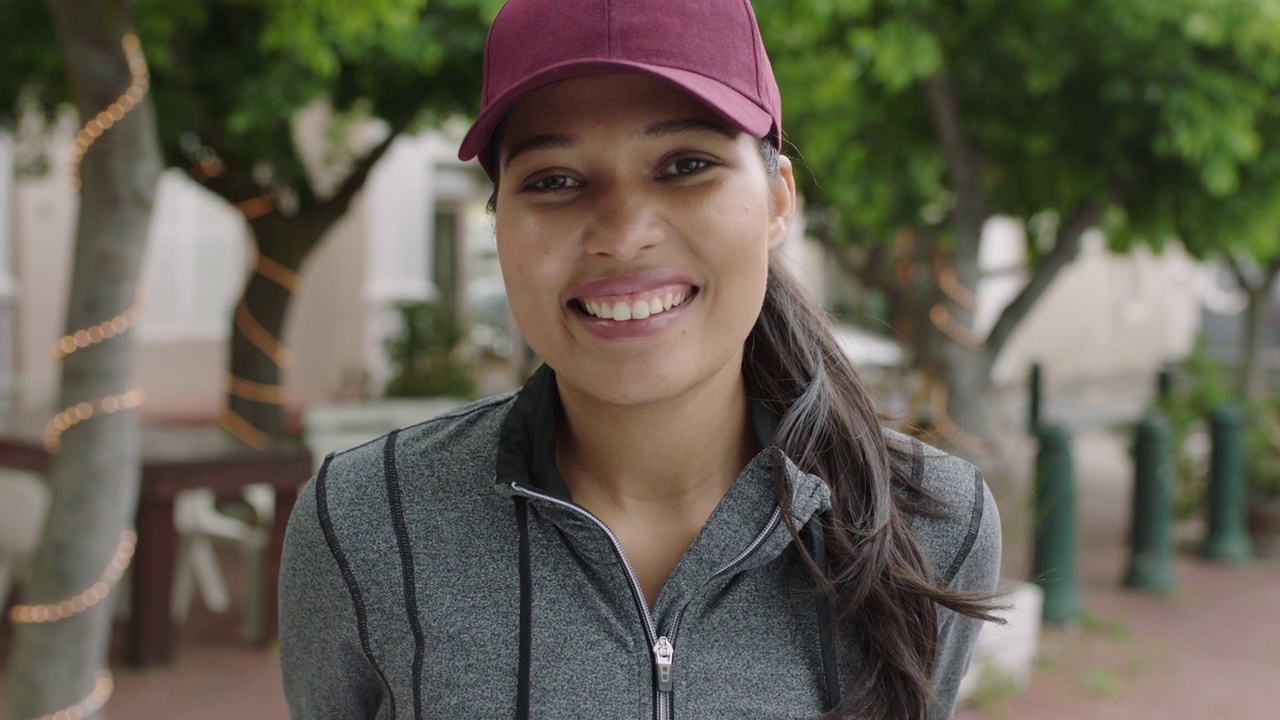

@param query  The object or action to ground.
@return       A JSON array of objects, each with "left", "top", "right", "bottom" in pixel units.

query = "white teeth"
[{"left": 581, "top": 290, "right": 693, "bottom": 321}]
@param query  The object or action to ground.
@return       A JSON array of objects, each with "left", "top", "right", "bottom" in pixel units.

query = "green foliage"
[
  {"left": 1155, "top": 339, "right": 1236, "bottom": 517},
  {"left": 1157, "top": 337, "right": 1280, "bottom": 511},
  {"left": 383, "top": 301, "right": 475, "bottom": 399},
  {"left": 759, "top": 0, "right": 1280, "bottom": 250},
  {"left": 0, "top": 0, "right": 61, "bottom": 127},
  {"left": 3, "top": 0, "right": 496, "bottom": 198},
  {"left": 1246, "top": 395, "right": 1280, "bottom": 498}
]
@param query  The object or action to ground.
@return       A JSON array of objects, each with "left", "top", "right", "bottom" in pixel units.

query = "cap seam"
[{"left": 745, "top": 0, "right": 763, "bottom": 100}]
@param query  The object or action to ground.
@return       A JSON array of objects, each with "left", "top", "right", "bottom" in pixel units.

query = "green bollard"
[
  {"left": 1156, "top": 364, "right": 1175, "bottom": 402},
  {"left": 1029, "top": 362, "right": 1043, "bottom": 433},
  {"left": 1201, "top": 404, "right": 1253, "bottom": 563},
  {"left": 1032, "top": 424, "right": 1081, "bottom": 625},
  {"left": 1124, "top": 412, "right": 1177, "bottom": 593}
]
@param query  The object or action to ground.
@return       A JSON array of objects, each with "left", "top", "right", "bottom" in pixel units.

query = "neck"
[{"left": 554, "top": 366, "right": 756, "bottom": 515}]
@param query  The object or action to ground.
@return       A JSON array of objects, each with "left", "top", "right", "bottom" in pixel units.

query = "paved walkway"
[
  {"left": 4, "top": 431, "right": 1277, "bottom": 719},
  {"left": 958, "top": 431, "right": 1280, "bottom": 720}
]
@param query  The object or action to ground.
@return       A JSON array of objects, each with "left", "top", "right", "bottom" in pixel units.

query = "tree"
[
  {"left": 6, "top": 1, "right": 162, "bottom": 716},
  {"left": 4, "top": 0, "right": 497, "bottom": 444},
  {"left": 147, "top": 0, "right": 495, "bottom": 443},
  {"left": 1123, "top": 113, "right": 1280, "bottom": 401},
  {"left": 756, "top": 0, "right": 1280, "bottom": 450}
]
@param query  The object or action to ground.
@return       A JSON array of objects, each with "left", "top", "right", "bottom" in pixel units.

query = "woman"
[{"left": 279, "top": 0, "right": 1001, "bottom": 718}]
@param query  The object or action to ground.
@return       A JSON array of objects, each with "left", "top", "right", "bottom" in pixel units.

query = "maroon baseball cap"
[{"left": 458, "top": 0, "right": 782, "bottom": 178}]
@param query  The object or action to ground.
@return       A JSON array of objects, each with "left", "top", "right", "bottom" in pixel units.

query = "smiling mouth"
[{"left": 572, "top": 288, "right": 696, "bottom": 321}]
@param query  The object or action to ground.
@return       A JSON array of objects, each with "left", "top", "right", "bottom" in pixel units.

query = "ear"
[{"left": 767, "top": 155, "right": 797, "bottom": 251}]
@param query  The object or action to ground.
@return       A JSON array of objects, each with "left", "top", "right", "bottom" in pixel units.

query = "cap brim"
[{"left": 458, "top": 60, "right": 775, "bottom": 178}]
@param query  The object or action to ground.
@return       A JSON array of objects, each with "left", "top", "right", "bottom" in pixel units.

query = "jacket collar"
[{"left": 495, "top": 363, "right": 829, "bottom": 519}]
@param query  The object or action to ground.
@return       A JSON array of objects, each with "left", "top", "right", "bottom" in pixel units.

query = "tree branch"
[
  {"left": 291, "top": 119, "right": 412, "bottom": 258},
  {"left": 1225, "top": 253, "right": 1255, "bottom": 293},
  {"left": 921, "top": 75, "right": 984, "bottom": 248},
  {"left": 984, "top": 200, "right": 1104, "bottom": 359}
]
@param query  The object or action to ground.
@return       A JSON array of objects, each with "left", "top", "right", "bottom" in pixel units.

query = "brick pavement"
[{"left": 958, "top": 431, "right": 1280, "bottom": 720}]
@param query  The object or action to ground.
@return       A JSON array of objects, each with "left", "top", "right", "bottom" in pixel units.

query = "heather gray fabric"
[{"left": 279, "top": 380, "right": 1001, "bottom": 719}]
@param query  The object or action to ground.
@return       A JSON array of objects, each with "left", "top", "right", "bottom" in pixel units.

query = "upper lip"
[{"left": 566, "top": 269, "right": 698, "bottom": 303}]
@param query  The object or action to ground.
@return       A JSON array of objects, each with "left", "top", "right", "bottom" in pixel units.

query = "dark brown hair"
[{"left": 747, "top": 150, "right": 996, "bottom": 716}]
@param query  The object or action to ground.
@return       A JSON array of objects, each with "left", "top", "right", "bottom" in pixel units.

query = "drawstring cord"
[
  {"left": 515, "top": 497, "right": 532, "bottom": 720},
  {"left": 512, "top": 500, "right": 841, "bottom": 717},
  {"left": 807, "top": 514, "right": 843, "bottom": 712}
]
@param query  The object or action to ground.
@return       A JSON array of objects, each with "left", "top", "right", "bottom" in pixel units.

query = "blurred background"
[{"left": 1, "top": 0, "right": 1279, "bottom": 718}]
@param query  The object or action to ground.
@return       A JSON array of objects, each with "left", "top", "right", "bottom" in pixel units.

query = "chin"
[{"left": 551, "top": 347, "right": 745, "bottom": 411}]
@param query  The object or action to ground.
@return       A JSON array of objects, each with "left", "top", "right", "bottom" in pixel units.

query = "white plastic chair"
[
  {"left": 0, "top": 468, "right": 52, "bottom": 608},
  {"left": 170, "top": 488, "right": 270, "bottom": 641}
]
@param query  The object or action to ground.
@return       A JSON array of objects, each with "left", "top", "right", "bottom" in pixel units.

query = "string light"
[
  {"left": 51, "top": 287, "right": 148, "bottom": 360},
  {"left": 23, "top": 671, "right": 113, "bottom": 720},
  {"left": 69, "top": 35, "right": 149, "bottom": 192},
  {"left": 188, "top": 156, "right": 226, "bottom": 183},
  {"left": 938, "top": 268, "right": 977, "bottom": 313},
  {"left": 9, "top": 531, "right": 136, "bottom": 624},
  {"left": 930, "top": 382, "right": 988, "bottom": 456},
  {"left": 217, "top": 407, "right": 274, "bottom": 450},
  {"left": 43, "top": 390, "right": 145, "bottom": 454},
  {"left": 233, "top": 195, "right": 276, "bottom": 220},
  {"left": 929, "top": 304, "right": 987, "bottom": 351},
  {"left": 254, "top": 254, "right": 300, "bottom": 292},
  {"left": 234, "top": 300, "right": 293, "bottom": 368},
  {"left": 32, "top": 32, "right": 146, "bottom": 720},
  {"left": 227, "top": 375, "right": 286, "bottom": 405},
  {"left": 181, "top": 133, "right": 298, "bottom": 450}
]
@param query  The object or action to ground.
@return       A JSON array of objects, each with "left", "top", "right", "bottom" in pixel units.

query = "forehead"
[{"left": 499, "top": 73, "right": 730, "bottom": 148}]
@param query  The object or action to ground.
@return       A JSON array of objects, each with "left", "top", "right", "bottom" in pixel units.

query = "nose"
[{"left": 580, "top": 189, "right": 665, "bottom": 262}]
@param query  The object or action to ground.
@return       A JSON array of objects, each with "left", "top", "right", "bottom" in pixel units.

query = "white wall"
[
  {"left": 980, "top": 220, "right": 1199, "bottom": 386},
  {"left": 8, "top": 114, "right": 374, "bottom": 419}
]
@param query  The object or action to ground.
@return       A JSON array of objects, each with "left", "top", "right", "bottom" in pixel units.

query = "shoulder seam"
[
  {"left": 941, "top": 467, "right": 986, "bottom": 585},
  {"left": 910, "top": 437, "right": 925, "bottom": 487},
  {"left": 325, "top": 394, "right": 514, "bottom": 462},
  {"left": 384, "top": 429, "right": 426, "bottom": 720},
  {"left": 315, "top": 452, "right": 399, "bottom": 717},
  {"left": 397, "top": 394, "right": 514, "bottom": 434}
]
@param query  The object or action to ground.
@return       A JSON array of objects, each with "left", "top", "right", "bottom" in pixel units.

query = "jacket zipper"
[
  {"left": 511, "top": 484, "right": 782, "bottom": 720},
  {"left": 656, "top": 506, "right": 782, "bottom": 720}
]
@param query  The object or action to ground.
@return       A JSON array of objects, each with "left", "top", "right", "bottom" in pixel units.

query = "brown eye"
[
  {"left": 659, "top": 157, "right": 715, "bottom": 177},
  {"left": 526, "top": 174, "right": 583, "bottom": 192}
]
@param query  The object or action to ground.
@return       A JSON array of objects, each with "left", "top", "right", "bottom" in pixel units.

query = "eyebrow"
[
  {"left": 501, "top": 117, "right": 736, "bottom": 171},
  {"left": 502, "top": 133, "right": 576, "bottom": 172}
]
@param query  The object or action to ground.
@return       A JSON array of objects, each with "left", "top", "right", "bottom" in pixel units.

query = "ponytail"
[{"left": 746, "top": 257, "right": 996, "bottom": 719}]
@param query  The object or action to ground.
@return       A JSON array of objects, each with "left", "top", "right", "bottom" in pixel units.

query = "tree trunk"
[
  {"left": 224, "top": 217, "right": 313, "bottom": 445},
  {"left": 9, "top": 2, "right": 161, "bottom": 718},
  {"left": 1240, "top": 288, "right": 1268, "bottom": 401},
  {"left": 216, "top": 130, "right": 403, "bottom": 447},
  {"left": 1237, "top": 259, "right": 1280, "bottom": 402},
  {"left": 939, "top": 233, "right": 991, "bottom": 442}
]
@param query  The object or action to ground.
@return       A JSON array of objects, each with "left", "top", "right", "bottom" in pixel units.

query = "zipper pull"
[{"left": 653, "top": 636, "right": 674, "bottom": 692}]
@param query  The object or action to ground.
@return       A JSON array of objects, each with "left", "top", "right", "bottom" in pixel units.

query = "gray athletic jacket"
[{"left": 279, "top": 366, "right": 1001, "bottom": 719}]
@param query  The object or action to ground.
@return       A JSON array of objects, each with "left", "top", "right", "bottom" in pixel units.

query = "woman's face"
[{"left": 494, "top": 73, "right": 795, "bottom": 409}]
